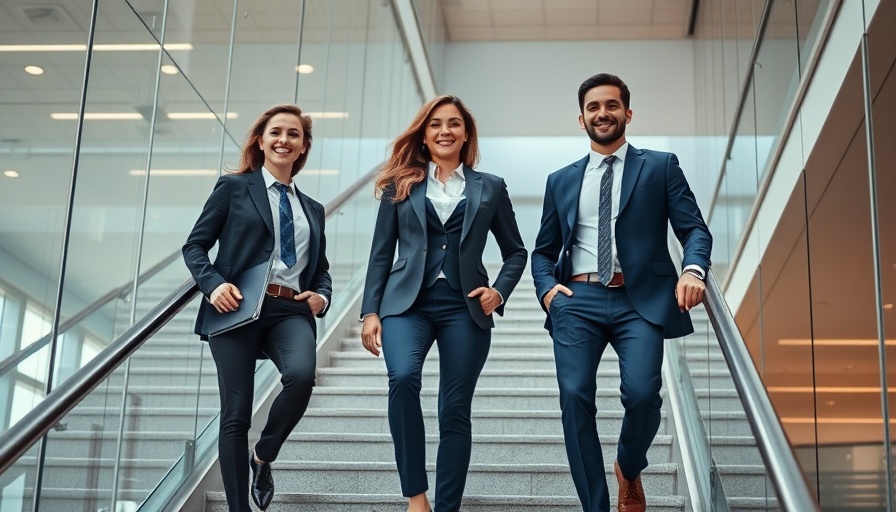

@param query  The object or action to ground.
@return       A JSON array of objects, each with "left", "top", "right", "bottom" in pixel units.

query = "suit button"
[{"left": 441, "top": 244, "right": 446, "bottom": 250}]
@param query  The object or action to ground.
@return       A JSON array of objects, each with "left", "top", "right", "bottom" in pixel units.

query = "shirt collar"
[
  {"left": 588, "top": 142, "right": 628, "bottom": 170},
  {"left": 428, "top": 161, "right": 466, "bottom": 181},
  {"left": 261, "top": 166, "right": 295, "bottom": 192}
]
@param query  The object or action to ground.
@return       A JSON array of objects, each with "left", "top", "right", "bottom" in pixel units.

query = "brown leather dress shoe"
[{"left": 615, "top": 460, "right": 646, "bottom": 512}]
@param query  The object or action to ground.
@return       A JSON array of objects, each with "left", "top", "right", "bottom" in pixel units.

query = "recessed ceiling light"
[
  {"left": 305, "top": 112, "right": 348, "bottom": 119},
  {"left": 51, "top": 112, "right": 143, "bottom": 120},
  {"left": 884, "top": 304, "right": 894, "bottom": 310},
  {"left": 129, "top": 169, "right": 217, "bottom": 176},
  {"left": 166, "top": 112, "right": 238, "bottom": 120},
  {"left": 160, "top": 64, "right": 178, "bottom": 75},
  {"left": 296, "top": 64, "right": 314, "bottom": 74},
  {"left": 24, "top": 65, "right": 44, "bottom": 75},
  {"left": 4, "top": 170, "right": 19, "bottom": 178},
  {"left": 301, "top": 169, "right": 339, "bottom": 176}
]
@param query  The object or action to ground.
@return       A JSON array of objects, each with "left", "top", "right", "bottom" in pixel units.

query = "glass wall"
[
  {"left": 0, "top": 0, "right": 420, "bottom": 509},
  {"left": 696, "top": 0, "right": 895, "bottom": 508}
]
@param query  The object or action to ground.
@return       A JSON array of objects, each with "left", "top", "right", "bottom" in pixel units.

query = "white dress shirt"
[
  {"left": 426, "top": 161, "right": 466, "bottom": 223},
  {"left": 569, "top": 145, "right": 706, "bottom": 280},
  {"left": 570, "top": 143, "right": 629, "bottom": 276}
]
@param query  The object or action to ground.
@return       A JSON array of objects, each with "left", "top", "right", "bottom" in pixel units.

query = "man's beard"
[{"left": 585, "top": 118, "right": 625, "bottom": 145}]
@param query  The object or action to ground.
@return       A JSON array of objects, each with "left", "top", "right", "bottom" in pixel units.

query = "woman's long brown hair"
[
  {"left": 375, "top": 95, "right": 479, "bottom": 202},
  {"left": 235, "top": 104, "right": 313, "bottom": 177}
]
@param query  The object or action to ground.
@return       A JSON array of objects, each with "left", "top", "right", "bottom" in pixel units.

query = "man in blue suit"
[{"left": 531, "top": 73, "right": 712, "bottom": 512}]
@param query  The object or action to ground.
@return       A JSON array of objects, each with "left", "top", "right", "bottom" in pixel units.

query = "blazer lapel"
[
  {"left": 248, "top": 169, "right": 275, "bottom": 235},
  {"left": 618, "top": 145, "right": 644, "bottom": 215},
  {"left": 565, "top": 155, "right": 589, "bottom": 232},
  {"left": 409, "top": 178, "right": 427, "bottom": 232},
  {"left": 460, "top": 166, "right": 482, "bottom": 244}
]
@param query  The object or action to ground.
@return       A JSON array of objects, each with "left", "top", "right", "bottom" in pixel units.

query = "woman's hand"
[
  {"left": 468, "top": 287, "right": 502, "bottom": 316},
  {"left": 361, "top": 314, "right": 383, "bottom": 357},
  {"left": 210, "top": 283, "right": 243, "bottom": 313},
  {"left": 295, "top": 291, "right": 325, "bottom": 316}
]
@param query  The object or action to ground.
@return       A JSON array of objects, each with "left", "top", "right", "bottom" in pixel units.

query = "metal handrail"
[
  {"left": 0, "top": 165, "right": 380, "bottom": 475},
  {"left": 702, "top": 269, "right": 821, "bottom": 510}
]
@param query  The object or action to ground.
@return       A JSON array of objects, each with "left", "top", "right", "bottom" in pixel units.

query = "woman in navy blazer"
[
  {"left": 183, "top": 104, "right": 331, "bottom": 512},
  {"left": 360, "top": 95, "right": 527, "bottom": 512}
]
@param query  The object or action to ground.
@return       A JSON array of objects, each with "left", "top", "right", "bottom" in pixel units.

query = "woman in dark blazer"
[
  {"left": 360, "top": 95, "right": 527, "bottom": 512},
  {"left": 183, "top": 104, "right": 332, "bottom": 512}
]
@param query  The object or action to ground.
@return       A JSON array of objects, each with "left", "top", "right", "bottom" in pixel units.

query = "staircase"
[
  {"left": 682, "top": 310, "right": 780, "bottom": 511},
  {"left": 205, "top": 276, "right": 687, "bottom": 511},
  {"left": 8, "top": 269, "right": 783, "bottom": 511}
]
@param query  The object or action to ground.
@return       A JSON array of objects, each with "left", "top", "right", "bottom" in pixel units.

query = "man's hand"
[
  {"left": 542, "top": 284, "right": 573, "bottom": 310},
  {"left": 468, "top": 287, "right": 502, "bottom": 316},
  {"left": 361, "top": 314, "right": 383, "bottom": 357},
  {"left": 675, "top": 273, "right": 705, "bottom": 312},
  {"left": 210, "top": 283, "right": 242, "bottom": 313},
  {"left": 294, "top": 291, "right": 325, "bottom": 316}
]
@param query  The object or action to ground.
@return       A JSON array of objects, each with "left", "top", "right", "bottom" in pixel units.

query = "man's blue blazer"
[{"left": 531, "top": 145, "right": 711, "bottom": 339}]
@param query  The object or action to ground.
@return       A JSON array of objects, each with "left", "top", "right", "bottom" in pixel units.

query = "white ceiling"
[{"left": 441, "top": 0, "right": 695, "bottom": 41}]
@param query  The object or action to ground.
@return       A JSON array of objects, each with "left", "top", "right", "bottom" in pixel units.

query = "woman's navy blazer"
[
  {"left": 183, "top": 168, "right": 332, "bottom": 340},
  {"left": 361, "top": 167, "right": 527, "bottom": 330}
]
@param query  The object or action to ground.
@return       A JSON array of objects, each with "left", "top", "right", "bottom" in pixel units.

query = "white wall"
[{"left": 442, "top": 40, "right": 697, "bottom": 137}]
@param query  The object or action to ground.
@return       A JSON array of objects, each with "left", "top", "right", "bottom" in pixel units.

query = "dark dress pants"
[
  {"left": 549, "top": 282, "right": 664, "bottom": 512},
  {"left": 381, "top": 279, "right": 491, "bottom": 512},
  {"left": 209, "top": 296, "right": 317, "bottom": 512}
]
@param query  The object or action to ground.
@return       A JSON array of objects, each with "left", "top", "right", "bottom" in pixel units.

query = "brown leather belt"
[
  {"left": 568, "top": 272, "right": 625, "bottom": 287},
  {"left": 266, "top": 283, "right": 299, "bottom": 299}
]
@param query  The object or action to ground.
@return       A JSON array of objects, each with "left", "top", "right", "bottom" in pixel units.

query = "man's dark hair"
[{"left": 578, "top": 73, "right": 630, "bottom": 111}]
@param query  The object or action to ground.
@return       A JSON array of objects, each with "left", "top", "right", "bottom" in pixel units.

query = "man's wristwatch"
[{"left": 683, "top": 269, "right": 705, "bottom": 281}]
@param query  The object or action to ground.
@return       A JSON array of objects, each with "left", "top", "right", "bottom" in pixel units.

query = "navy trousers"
[
  {"left": 548, "top": 281, "right": 664, "bottom": 512},
  {"left": 209, "top": 297, "right": 317, "bottom": 512},
  {"left": 381, "top": 279, "right": 491, "bottom": 512}
]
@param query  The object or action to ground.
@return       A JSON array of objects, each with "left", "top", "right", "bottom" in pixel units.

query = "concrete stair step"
[
  {"left": 716, "top": 465, "right": 774, "bottom": 498},
  {"left": 79, "top": 385, "right": 220, "bottom": 408},
  {"left": 44, "top": 431, "right": 199, "bottom": 460},
  {"left": 61, "top": 406, "right": 218, "bottom": 432},
  {"left": 14, "top": 488, "right": 153, "bottom": 512},
  {"left": 297, "top": 408, "right": 666, "bottom": 436},
  {"left": 99, "top": 366, "right": 218, "bottom": 386},
  {"left": 727, "top": 496, "right": 781, "bottom": 511},
  {"left": 695, "top": 388, "right": 743, "bottom": 411},
  {"left": 204, "top": 492, "right": 686, "bottom": 512},
  {"left": 703, "top": 411, "right": 755, "bottom": 437},
  {"left": 18, "top": 457, "right": 175, "bottom": 494},
  {"left": 201, "top": 461, "right": 680, "bottom": 502},
  {"left": 316, "top": 367, "right": 625, "bottom": 388},
  {"left": 307, "top": 387, "right": 626, "bottom": 411},
  {"left": 329, "top": 351, "right": 561, "bottom": 370},
  {"left": 278, "top": 433, "right": 674, "bottom": 465},
  {"left": 336, "top": 338, "right": 557, "bottom": 355}
]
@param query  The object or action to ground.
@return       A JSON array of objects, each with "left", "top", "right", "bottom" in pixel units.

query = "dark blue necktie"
[
  {"left": 274, "top": 182, "right": 297, "bottom": 268},
  {"left": 597, "top": 155, "right": 616, "bottom": 284}
]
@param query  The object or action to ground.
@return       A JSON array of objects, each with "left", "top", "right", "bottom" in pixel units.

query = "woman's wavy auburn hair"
[
  {"left": 375, "top": 95, "right": 479, "bottom": 202},
  {"left": 235, "top": 104, "right": 312, "bottom": 177}
]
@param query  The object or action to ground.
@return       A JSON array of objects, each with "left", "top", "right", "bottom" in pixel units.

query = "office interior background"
[{"left": 0, "top": 0, "right": 894, "bottom": 510}]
